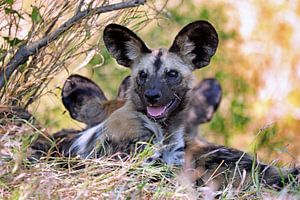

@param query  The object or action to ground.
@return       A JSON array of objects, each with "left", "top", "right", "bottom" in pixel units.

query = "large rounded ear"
[
  {"left": 117, "top": 75, "right": 131, "bottom": 100},
  {"left": 186, "top": 78, "right": 222, "bottom": 126},
  {"left": 62, "top": 75, "right": 108, "bottom": 126},
  {"left": 169, "top": 21, "right": 218, "bottom": 70},
  {"left": 103, "top": 24, "right": 151, "bottom": 68}
]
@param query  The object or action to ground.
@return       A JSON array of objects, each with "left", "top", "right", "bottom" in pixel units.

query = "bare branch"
[{"left": 0, "top": 0, "right": 146, "bottom": 90}]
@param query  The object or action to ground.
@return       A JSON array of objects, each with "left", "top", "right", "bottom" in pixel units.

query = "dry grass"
[
  {"left": 1, "top": 118, "right": 300, "bottom": 199},
  {"left": 0, "top": 119, "right": 184, "bottom": 199}
]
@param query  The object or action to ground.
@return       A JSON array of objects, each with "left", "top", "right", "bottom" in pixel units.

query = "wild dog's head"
[{"left": 103, "top": 21, "right": 218, "bottom": 121}]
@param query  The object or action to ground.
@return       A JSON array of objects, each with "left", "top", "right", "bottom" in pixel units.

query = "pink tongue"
[{"left": 147, "top": 106, "right": 166, "bottom": 117}]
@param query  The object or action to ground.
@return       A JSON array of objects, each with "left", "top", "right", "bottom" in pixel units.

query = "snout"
[{"left": 144, "top": 89, "right": 162, "bottom": 104}]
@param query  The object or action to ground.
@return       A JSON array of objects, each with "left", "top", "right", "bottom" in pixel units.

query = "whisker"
[
  {"left": 162, "top": 120, "right": 168, "bottom": 126},
  {"left": 174, "top": 93, "right": 182, "bottom": 102}
]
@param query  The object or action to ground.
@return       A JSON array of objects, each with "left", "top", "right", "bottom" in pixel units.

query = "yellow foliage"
[{"left": 287, "top": 88, "right": 300, "bottom": 107}]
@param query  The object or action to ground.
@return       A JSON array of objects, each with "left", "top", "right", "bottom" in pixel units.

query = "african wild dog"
[
  {"left": 65, "top": 20, "right": 219, "bottom": 165},
  {"left": 31, "top": 74, "right": 222, "bottom": 161},
  {"left": 60, "top": 75, "right": 298, "bottom": 189},
  {"left": 31, "top": 21, "right": 299, "bottom": 189}
]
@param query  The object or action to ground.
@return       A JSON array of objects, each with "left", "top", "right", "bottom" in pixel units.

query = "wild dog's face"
[
  {"left": 103, "top": 21, "right": 218, "bottom": 120},
  {"left": 130, "top": 49, "right": 194, "bottom": 120}
]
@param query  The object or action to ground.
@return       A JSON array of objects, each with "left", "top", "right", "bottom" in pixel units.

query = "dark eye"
[
  {"left": 139, "top": 71, "right": 148, "bottom": 79},
  {"left": 166, "top": 70, "right": 178, "bottom": 78}
]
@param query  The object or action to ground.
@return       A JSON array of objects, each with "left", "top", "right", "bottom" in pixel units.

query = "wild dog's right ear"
[
  {"left": 187, "top": 78, "right": 222, "bottom": 126},
  {"left": 169, "top": 21, "right": 218, "bottom": 70},
  {"left": 62, "top": 74, "right": 107, "bottom": 126},
  {"left": 103, "top": 24, "right": 152, "bottom": 68},
  {"left": 117, "top": 75, "right": 131, "bottom": 100}
]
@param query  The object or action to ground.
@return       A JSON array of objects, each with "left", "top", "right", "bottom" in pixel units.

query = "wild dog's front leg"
[
  {"left": 144, "top": 127, "right": 185, "bottom": 166},
  {"left": 139, "top": 115, "right": 166, "bottom": 164},
  {"left": 160, "top": 127, "right": 185, "bottom": 166}
]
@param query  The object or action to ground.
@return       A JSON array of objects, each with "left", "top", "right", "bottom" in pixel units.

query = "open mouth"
[{"left": 146, "top": 98, "right": 180, "bottom": 120}]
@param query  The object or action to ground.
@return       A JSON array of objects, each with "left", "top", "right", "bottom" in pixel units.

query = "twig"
[
  {"left": 75, "top": 0, "right": 85, "bottom": 15},
  {"left": 0, "top": 0, "right": 146, "bottom": 90},
  {"left": 44, "top": 1, "right": 70, "bottom": 36}
]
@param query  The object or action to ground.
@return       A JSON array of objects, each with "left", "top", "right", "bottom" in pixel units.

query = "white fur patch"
[
  {"left": 70, "top": 121, "right": 106, "bottom": 158},
  {"left": 161, "top": 126, "right": 185, "bottom": 165},
  {"left": 167, "top": 126, "right": 185, "bottom": 149},
  {"left": 125, "top": 40, "right": 141, "bottom": 60},
  {"left": 182, "top": 40, "right": 195, "bottom": 56}
]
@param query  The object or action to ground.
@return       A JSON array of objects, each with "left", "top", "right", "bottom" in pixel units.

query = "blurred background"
[{"left": 1, "top": 0, "right": 300, "bottom": 164}]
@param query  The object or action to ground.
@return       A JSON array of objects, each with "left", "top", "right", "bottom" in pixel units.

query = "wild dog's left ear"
[
  {"left": 169, "top": 21, "right": 218, "bottom": 70},
  {"left": 187, "top": 78, "right": 222, "bottom": 126},
  {"left": 103, "top": 24, "right": 151, "bottom": 68}
]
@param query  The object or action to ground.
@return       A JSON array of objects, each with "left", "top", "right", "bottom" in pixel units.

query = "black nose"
[{"left": 144, "top": 89, "right": 161, "bottom": 104}]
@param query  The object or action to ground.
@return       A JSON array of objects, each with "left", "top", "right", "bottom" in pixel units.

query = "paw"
[{"left": 162, "top": 150, "right": 185, "bottom": 166}]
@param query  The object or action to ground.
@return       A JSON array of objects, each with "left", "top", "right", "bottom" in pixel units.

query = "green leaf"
[
  {"left": 230, "top": 99, "right": 250, "bottom": 130},
  {"left": 0, "top": 48, "right": 5, "bottom": 55},
  {"left": 88, "top": 53, "right": 103, "bottom": 66},
  {"left": 2, "top": 36, "right": 24, "bottom": 46},
  {"left": 198, "top": 7, "right": 210, "bottom": 20},
  {"left": 31, "top": 6, "right": 42, "bottom": 24},
  {"left": 210, "top": 112, "right": 226, "bottom": 133},
  {"left": 0, "top": 0, "right": 13, "bottom": 6},
  {"left": 255, "top": 125, "right": 278, "bottom": 149},
  {"left": 19, "top": 63, "right": 27, "bottom": 73},
  {"left": 4, "top": 7, "right": 14, "bottom": 14},
  {"left": 6, "top": 0, "right": 14, "bottom": 5},
  {"left": 4, "top": 7, "right": 23, "bottom": 18}
]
